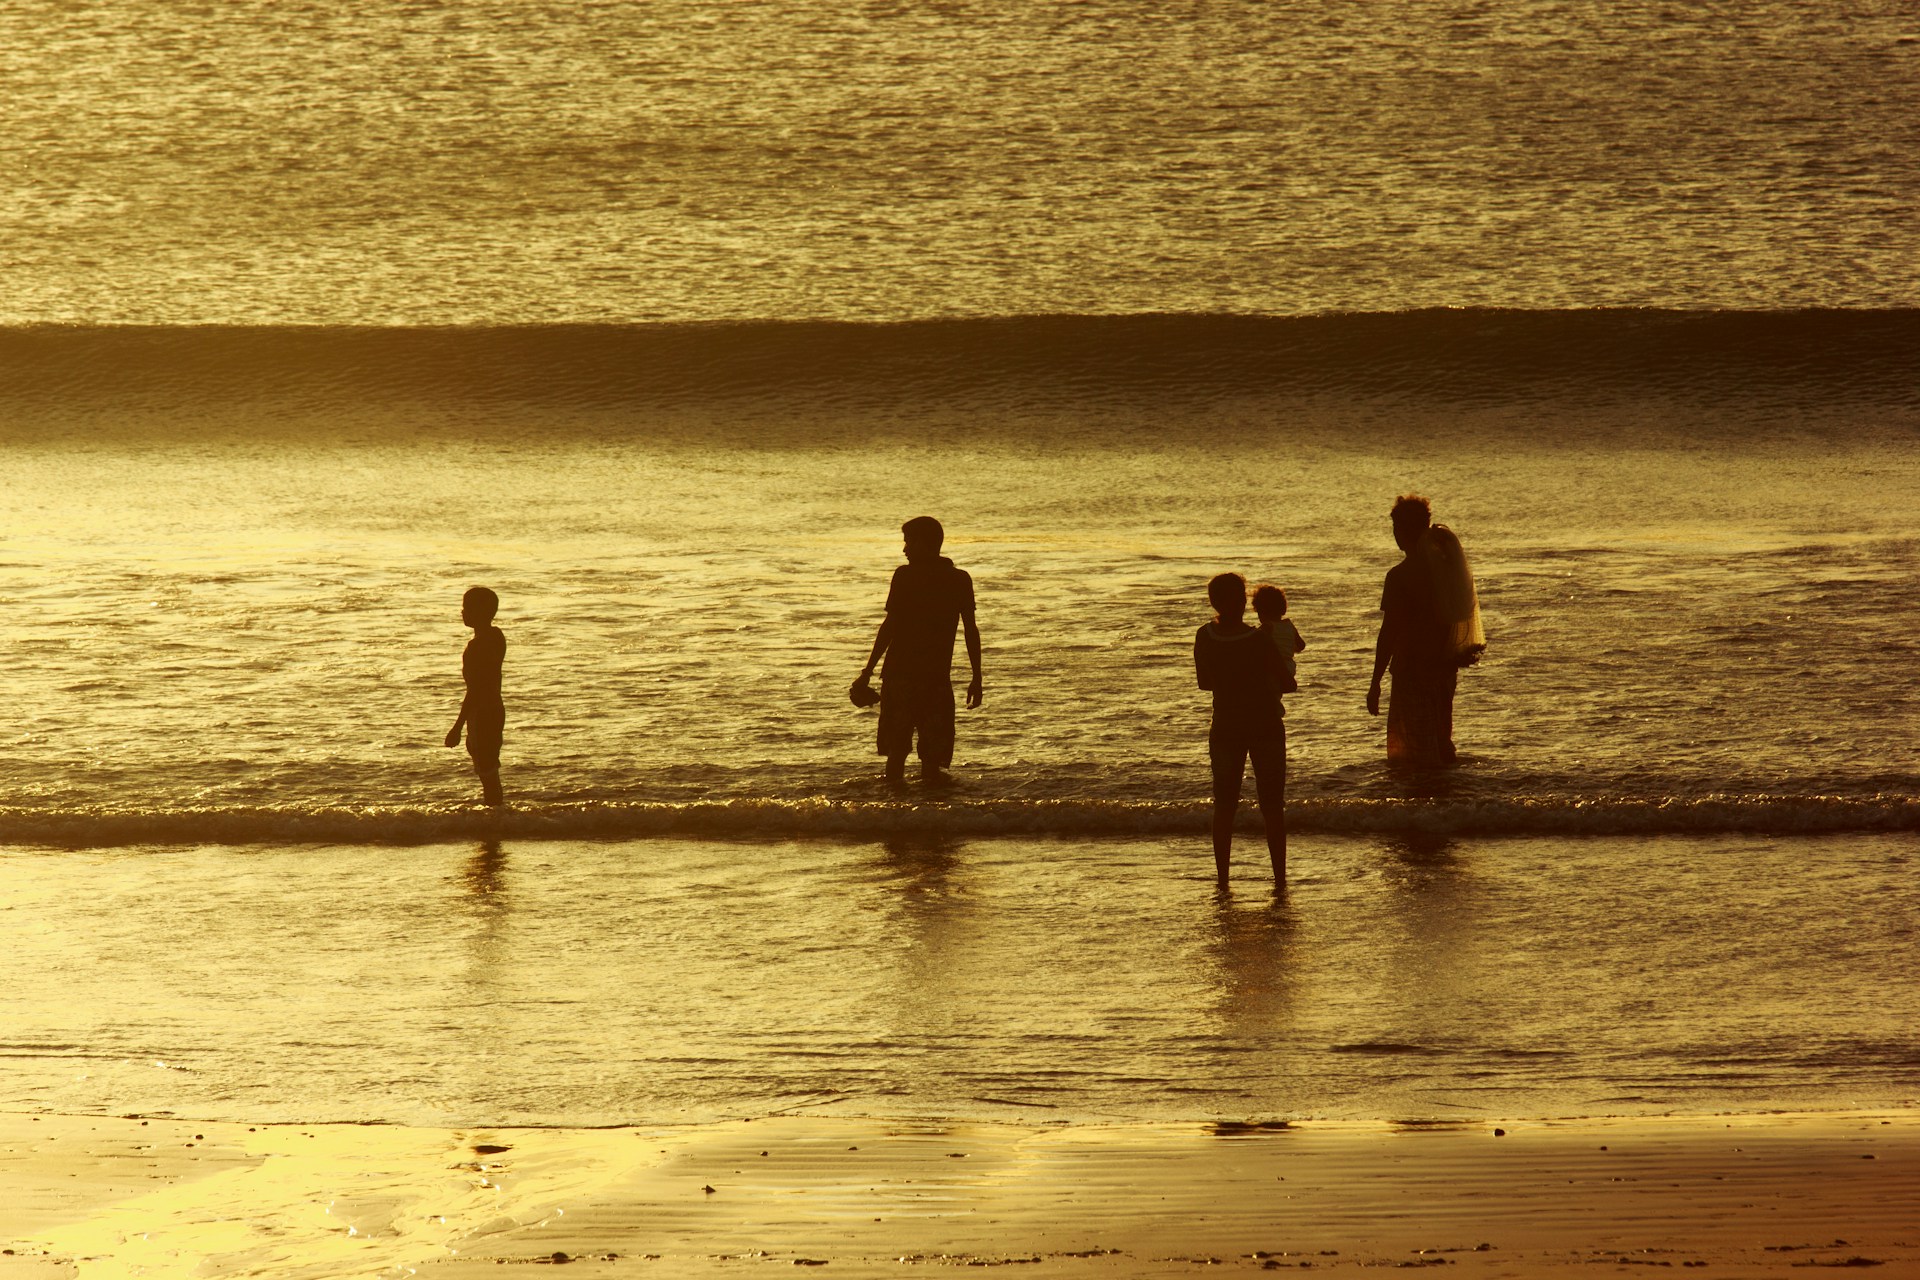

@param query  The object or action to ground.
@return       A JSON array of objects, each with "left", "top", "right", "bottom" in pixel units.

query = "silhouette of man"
[
  {"left": 855, "top": 517, "right": 983, "bottom": 785},
  {"left": 1194, "top": 572, "right": 1288, "bottom": 887},
  {"left": 1367, "top": 494, "right": 1476, "bottom": 766},
  {"left": 445, "top": 585, "right": 507, "bottom": 806}
]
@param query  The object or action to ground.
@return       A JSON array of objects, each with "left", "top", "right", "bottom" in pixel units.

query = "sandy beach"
[{"left": 3, "top": 1109, "right": 1913, "bottom": 1277}]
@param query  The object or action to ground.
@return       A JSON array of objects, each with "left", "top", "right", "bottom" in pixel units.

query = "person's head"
[
  {"left": 1250, "top": 583, "right": 1287, "bottom": 621},
  {"left": 1391, "top": 493, "right": 1432, "bottom": 553},
  {"left": 462, "top": 585, "right": 499, "bottom": 627},
  {"left": 901, "top": 515, "right": 944, "bottom": 563},
  {"left": 1207, "top": 572, "right": 1247, "bottom": 623}
]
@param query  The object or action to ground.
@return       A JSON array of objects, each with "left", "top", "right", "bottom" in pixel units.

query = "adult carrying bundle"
[{"left": 1416, "top": 524, "right": 1487, "bottom": 667}]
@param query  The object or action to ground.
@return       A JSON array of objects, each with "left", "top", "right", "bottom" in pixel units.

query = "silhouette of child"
[
  {"left": 1251, "top": 583, "right": 1305, "bottom": 697},
  {"left": 445, "top": 586, "right": 506, "bottom": 807}
]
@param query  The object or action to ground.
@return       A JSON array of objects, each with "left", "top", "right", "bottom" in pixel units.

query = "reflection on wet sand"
[
  {"left": 879, "top": 833, "right": 962, "bottom": 904},
  {"left": 875, "top": 833, "right": 972, "bottom": 1055},
  {"left": 1374, "top": 829, "right": 1502, "bottom": 1114},
  {"left": 1377, "top": 828, "right": 1476, "bottom": 1014},
  {"left": 462, "top": 839, "right": 507, "bottom": 907},
  {"left": 453, "top": 840, "right": 511, "bottom": 1107},
  {"left": 1207, "top": 895, "right": 1301, "bottom": 1042},
  {"left": 1383, "top": 829, "right": 1463, "bottom": 875},
  {"left": 2, "top": 834, "right": 1910, "bottom": 1124}
]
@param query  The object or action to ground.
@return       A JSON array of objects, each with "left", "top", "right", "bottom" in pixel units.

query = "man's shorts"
[
  {"left": 1208, "top": 723, "right": 1286, "bottom": 808},
  {"left": 877, "top": 673, "right": 956, "bottom": 766},
  {"left": 466, "top": 705, "right": 505, "bottom": 771}
]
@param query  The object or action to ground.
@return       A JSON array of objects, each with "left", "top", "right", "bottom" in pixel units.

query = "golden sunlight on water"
[
  {"left": 0, "top": 0, "right": 1914, "bottom": 322},
  {"left": 0, "top": 392, "right": 1913, "bottom": 829},
  {"left": 2, "top": 834, "right": 1915, "bottom": 1125},
  {"left": 1, "top": 4, "right": 1918, "bottom": 1272}
]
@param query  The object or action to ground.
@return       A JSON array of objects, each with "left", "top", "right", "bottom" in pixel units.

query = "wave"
[
  {"left": 2, "top": 793, "right": 1913, "bottom": 848},
  {"left": 2, "top": 309, "right": 1916, "bottom": 425}
]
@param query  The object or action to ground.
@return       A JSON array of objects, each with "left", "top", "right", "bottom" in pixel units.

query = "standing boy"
[
  {"left": 445, "top": 585, "right": 507, "bottom": 807},
  {"left": 854, "top": 516, "right": 983, "bottom": 785}
]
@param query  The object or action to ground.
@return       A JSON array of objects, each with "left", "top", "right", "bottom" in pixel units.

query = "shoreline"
[
  {"left": 4, "top": 1108, "right": 1914, "bottom": 1277},
  {"left": 4, "top": 794, "right": 1917, "bottom": 849}
]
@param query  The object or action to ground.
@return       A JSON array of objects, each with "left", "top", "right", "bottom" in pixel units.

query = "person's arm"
[
  {"left": 1291, "top": 623, "right": 1307, "bottom": 653},
  {"left": 962, "top": 611, "right": 983, "bottom": 708},
  {"left": 1194, "top": 631, "right": 1214, "bottom": 690},
  {"left": 859, "top": 569, "right": 904, "bottom": 684},
  {"left": 447, "top": 635, "right": 472, "bottom": 746},
  {"left": 858, "top": 616, "right": 891, "bottom": 682},
  {"left": 1367, "top": 619, "right": 1391, "bottom": 715},
  {"left": 485, "top": 630, "right": 507, "bottom": 686},
  {"left": 1368, "top": 573, "right": 1402, "bottom": 715}
]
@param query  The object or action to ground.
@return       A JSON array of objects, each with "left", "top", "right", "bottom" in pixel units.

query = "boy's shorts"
[
  {"left": 466, "top": 705, "right": 505, "bottom": 771},
  {"left": 877, "top": 674, "right": 955, "bottom": 767}
]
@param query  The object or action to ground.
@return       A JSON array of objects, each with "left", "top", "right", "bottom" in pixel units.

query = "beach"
[
  {"left": 3, "top": 832, "right": 1916, "bottom": 1277},
  {"left": 4, "top": 2, "right": 1918, "bottom": 1275},
  {"left": 4, "top": 1110, "right": 1915, "bottom": 1276}
]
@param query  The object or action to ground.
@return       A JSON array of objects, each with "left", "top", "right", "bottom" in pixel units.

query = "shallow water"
[
  {"left": 2, "top": 833, "right": 1913, "bottom": 1127},
  {"left": 1, "top": 338, "right": 1914, "bottom": 838}
]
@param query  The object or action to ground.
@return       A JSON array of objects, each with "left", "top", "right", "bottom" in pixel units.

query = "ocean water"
[
  {"left": 1, "top": 316, "right": 1915, "bottom": 840},
  {"left": 2, "top": 833, "right": 1915, "bottom": 1126},
  {"left": 1, "top": 317, "right": 1914, "bottom": 1124},
  {"left": 2, "top": 2, "right": 1917, "bottom": 1127},
  {"left": 1, "top": 0, "right": 1916, "bottom": 322}
]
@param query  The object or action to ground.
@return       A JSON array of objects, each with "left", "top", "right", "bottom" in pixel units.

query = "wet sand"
[{"left": 2, "top": 1110, "right": 1914, "bottom": 1277}]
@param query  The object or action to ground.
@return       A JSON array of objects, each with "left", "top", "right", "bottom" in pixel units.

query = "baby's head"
[{"left": 1250, "top": 583, "right": 1287, "bottom": 622}]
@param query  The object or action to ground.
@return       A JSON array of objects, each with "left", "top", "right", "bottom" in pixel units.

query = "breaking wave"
[
  {"left": 2, "top": 309, "right": 1916, "bottom": 427},
  {"left": 2, "top": 793, "right": 1914, "bottom": 849}
]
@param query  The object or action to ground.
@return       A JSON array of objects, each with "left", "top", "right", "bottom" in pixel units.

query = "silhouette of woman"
[{"left": 1367, "top": 495, "right": 1484, "bottom": 766}]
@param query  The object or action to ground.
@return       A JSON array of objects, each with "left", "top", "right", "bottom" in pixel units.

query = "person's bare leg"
[
  {"left": 477, "top": 766, "right": 505, "bottom": 808},
  {"left": 1255, "top": 773, "right": 1285, "bottom": 887},
  {"left": 1263, "top": 800, "right": 1285, "bottom": 887},
  {"left": 1212, "top": 797, "right": 1237, "bottom": 884},
  {"left": 1211, "top": 746, "right": 1242, "bottom": 885},
  {"left": 1252, "top": 743, "right": 1286, "bottom": 888},
  {"left": 885, "top": 753, "right": 908, "bottom": 786},
  {"left": 922, "top": 686, "right": 956, "bottom": 786}
]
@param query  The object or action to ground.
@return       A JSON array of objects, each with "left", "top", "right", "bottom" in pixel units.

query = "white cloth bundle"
[{"left": 1417, "top": 524, "right": 1486, "bottom": 666}]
